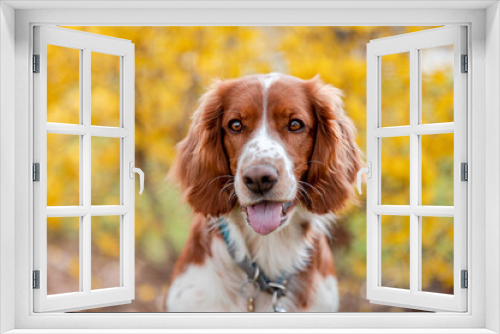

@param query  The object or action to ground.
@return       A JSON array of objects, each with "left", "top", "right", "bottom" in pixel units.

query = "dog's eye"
[
  {"left": 288, "top": 119, "right": 304, "bottom": 132},
  {"left": 228, "top": 120, "right": 243, "bottom": 133}
]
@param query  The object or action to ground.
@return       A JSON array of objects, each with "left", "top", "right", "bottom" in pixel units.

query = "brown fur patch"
[
  {"left": 303, "top": 76, "right": 363, "bottom": 214},
  {"left": 294, "top": 234, "right": 336, "bottom": 309},
  {"left": 221, "top": 78, "right": 265, "bottom": 175},
  {"left": 170, "top": 80, "right": 236, "bottom": 217},
  {"left": 170, "top": 215, "right": 220, "bottom": 281},
  {"left": 266, "top": 77, "right": 317, "bottom": 183}
]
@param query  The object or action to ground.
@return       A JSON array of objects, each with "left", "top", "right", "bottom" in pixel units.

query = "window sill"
[{"left": 3, "top": 329, "right": 498, "bottom": 334}]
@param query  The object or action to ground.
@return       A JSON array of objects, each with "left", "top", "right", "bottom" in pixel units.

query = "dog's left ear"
[
  {"left": 170, "top": 80, "right": 235, "bottom": 217},
  {"left": 304, "top": 76, "right": 363, "bottom": 214}
]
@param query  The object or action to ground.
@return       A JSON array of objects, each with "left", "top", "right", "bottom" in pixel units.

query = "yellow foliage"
[
  {"left": 46, "top": 26, "right": 454, "bottom": 311},
  {"left": 92, "top": 216, "right": 120, "bottom": 258},
  {"left": 69, "top": 255, "right": 80, "bottom": 279},
  {"left": 138, "top": 284, "right": 157, "bottom": 302}
]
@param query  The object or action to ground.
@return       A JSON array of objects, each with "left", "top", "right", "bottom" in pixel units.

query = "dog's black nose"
[{"left": 243, "top": 164, "right": 278, "bottom": 194}]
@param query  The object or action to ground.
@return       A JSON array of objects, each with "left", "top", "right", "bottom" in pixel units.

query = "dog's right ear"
[
  {"left": 169, "top": 81, "right": 235, "bottom": 217},
  {"left": 304, "top": 76, "right": 363, "bottom": 214}
]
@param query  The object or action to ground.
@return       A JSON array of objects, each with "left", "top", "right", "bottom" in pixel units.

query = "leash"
[{"left": 219, "top": 219, "right": 292, "bottom": 312}]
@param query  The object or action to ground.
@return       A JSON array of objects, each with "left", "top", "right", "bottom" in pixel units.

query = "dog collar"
[{"left": 219, "top": 219, "right": 293, "bottom": 311}]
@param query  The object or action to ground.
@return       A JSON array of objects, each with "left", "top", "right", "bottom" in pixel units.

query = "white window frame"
[
  {"left": 0, "top": 1, "right": 499, "bottom": 333},
  {"left": 366, "top": 26, "right": 467, "bottom": 312},
  {"left": 33, "top": 26, "right": 136, "bottom": 312}
]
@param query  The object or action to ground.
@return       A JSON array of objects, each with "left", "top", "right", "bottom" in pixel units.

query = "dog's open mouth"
[{"left": 241, "top": 201, "right": 294, "bottom": 236}]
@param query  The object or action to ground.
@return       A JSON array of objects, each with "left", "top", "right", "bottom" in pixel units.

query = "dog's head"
[{"left": 172, "top": 74, "right": 362, "bottom": 235}]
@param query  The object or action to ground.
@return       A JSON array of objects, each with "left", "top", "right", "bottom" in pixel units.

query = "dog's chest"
[
  {"left": 167, "top": 236, "right": 339, "bottom": 312},
  {"left": 167, "top": 238, "right": 282, "bottom": 312}
]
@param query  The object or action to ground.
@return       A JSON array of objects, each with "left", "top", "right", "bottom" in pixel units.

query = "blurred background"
[{"left": 45, "top": 26, "right": 454, "bottom": 312}]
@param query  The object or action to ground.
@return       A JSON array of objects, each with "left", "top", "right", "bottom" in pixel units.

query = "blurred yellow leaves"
[
  {"left": 138, "top": 284, "right": 156, "bottom": 302},
  {"left": 94, "top": 231, "right": 120, "bottom": 258},
  {"left": 47, "top": 45, "right": 80, "bottom": 124},
  {"left": 422, "top": 45, "right": 454, "bottom": 124},
  {"left": 47, "top": 217, "right": 80, "bottom": 295},
  {"left": 92, "top": 216, "right": 120, "bottom": 258},
  {"left": 45, "top": 26, "right": 454, "bottom": 311},
  {"left": 47, "top": 134, "right": 80, "bottom": 206},
  {"left": 91, "top": 52, "right": 121, "bottom": 127},
  {"left": 381, "top": 52, "right": 411, "bottom": 127},
  {"left": 91, "top": 137, "right": 121, "bottom": 205},
  {"left": 69, "top": 255, "right": 80, "bottom": 279},
  {"left": 421, "top": 217, "right": 454, "bottom": 292},
  {"left": 422, "top": 134, "right": 454, "bottom": 206},
  {"left": 381, "top": 216, "right": 410, "bottom": 289},
  {"left": 381, "top": 136, "right": 411, "bottom": 205},
  {"left": 91, "top": 216, "right": 121, "bottom": 290}
]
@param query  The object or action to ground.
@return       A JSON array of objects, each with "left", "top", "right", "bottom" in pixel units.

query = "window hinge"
[
  {"left": 33, "top": 54, "right": 40, "bottom": 73},
  {"left": 33, "top": 163, "right": 40, "bottom": 182},
  {"left": 461, "top": 162, "right": 468, "bottom": 181},
  {"left": 461, "top": 270, "right": 468, "bottom": 289},
  {"left": 33, "top": 270, "right": 40, "bottom": 289},
  {"left": 461, "top": 54, "right": 468, "bottom": 73}
]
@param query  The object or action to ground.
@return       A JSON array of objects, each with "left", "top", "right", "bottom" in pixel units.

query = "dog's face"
[
  {"left": 222, "top": 75, "right": 316, "bottom": 235},
  {"left": 173, "top": 74, "right": 362, "bottom": 235}
]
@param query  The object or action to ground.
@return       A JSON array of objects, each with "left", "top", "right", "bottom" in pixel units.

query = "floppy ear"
[
  {"left": 304, "top": 76, "right": 363, "bottom": 214},
  {"left": 170, "top": 81, "right": 234, "bottom": 217}
]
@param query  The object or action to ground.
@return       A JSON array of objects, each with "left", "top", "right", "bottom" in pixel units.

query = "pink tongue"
[{"left": 247, "top": 202, "right": 282, "bottom": 236}]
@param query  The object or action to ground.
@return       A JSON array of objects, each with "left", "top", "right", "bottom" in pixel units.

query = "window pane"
[
  {"left": 381, "top": 52, "right": 410, "bottom": 127},
  {"left": 91, "top": 52, "right": 121, "bottom": 127},
  {"left": 421, "top": 217, "right": 454, "bottom": 294},
  {"left": 47, "top": 217, "right": 80, "bottom": 294},
  {"left": 381, "top": 136, "right": 410, "bottom": 205},
  {"left": 92, "top": 216, "right": 121, "bottom": 290},
  {"left": 47, "top": 134, "right": 80, "bottom": 206},
  {"left": 421, "top": 45, "right": 454, "bottom": 124},
  {"left": 421, "top": 133, "right": 454, "bottom": 206},
  {"left": 91, "top": 137, "right": 121, "bottom": 205},
  {"left": 47, "top": 45, "right": 80, "bottom": 124},
  {"left": 381, "top": 215, "right": 410, "bottom": 290}
]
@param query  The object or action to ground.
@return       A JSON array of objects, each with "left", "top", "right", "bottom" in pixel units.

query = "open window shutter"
[
  {"left": 33, "top": 26, "right": 136, "bottom": 312},
  {"left": 365, "top": 26, "right": 467, "bottom": 312}
]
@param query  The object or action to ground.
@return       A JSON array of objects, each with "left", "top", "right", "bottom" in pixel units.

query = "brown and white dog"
[{"left": 165, "top": 73, "right": 362, "bottom": 312}]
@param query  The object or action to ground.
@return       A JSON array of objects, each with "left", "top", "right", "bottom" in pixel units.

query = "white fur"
[
  {"left": 166, "top": 208, "right": 339, "bottom": 312},
  {"left": 228, "top": 204, "right": 332, "bottom": 279},
  {"left": 234, "top": 73, "right": 296, "bottom": 204},
  {"left": 306, "top": 276, "right": 340, "bottom": 312},
  {"left": 167, "top": 238, "right": 247, "bottom": 312}
]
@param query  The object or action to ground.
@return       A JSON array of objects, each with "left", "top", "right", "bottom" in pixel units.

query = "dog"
[{"left": 165, "top": 73, "right": 362, "bottom": 312}]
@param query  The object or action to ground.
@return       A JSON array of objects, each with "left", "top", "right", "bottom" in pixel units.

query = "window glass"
[
  {"left": 91, "top": 137, "right": 121, "bottom": 205},
  {"left": 47, "top": 45, "right": 80, "bottom": 124},
  {"left": 92, "top": 216, "right": 121, "bottom": 290},
  {"left": 47, "top": 217, "right": 80, "bottom": 294},
  {"left": 381, "top": 136, "right": 410, "bottom": 205},
  {"left": 421, "top": 45, "right": 454, "bottom": 124},
  {"left": 91, "top": 52, "right": 121, "bottom": 127},
  {"left": 381, "top": 215, "right": 410, "bottom": 290},
  {"left": 381, "top": 52, "right": 410, "bottom": 127},
  {"left": 47, "top": 134, "right": 80, "bottom": 206},
  {"left": 421, "top": 217, "right": 454, "bottom": 294},
  {"left": 421, "top": 133, "right": 454, "bottom": 206}
]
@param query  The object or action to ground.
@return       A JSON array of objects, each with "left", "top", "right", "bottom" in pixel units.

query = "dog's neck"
[{"left": 221, "top": 205, "right": 333, "bottom": 280}]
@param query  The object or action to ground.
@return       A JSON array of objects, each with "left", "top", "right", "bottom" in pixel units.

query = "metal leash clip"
[
  {"left": 240, "top": 266, "right": 260, "bottom": 312},
  {"left": 269, "top": 282, "right": 287, "bottom": 312}
]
